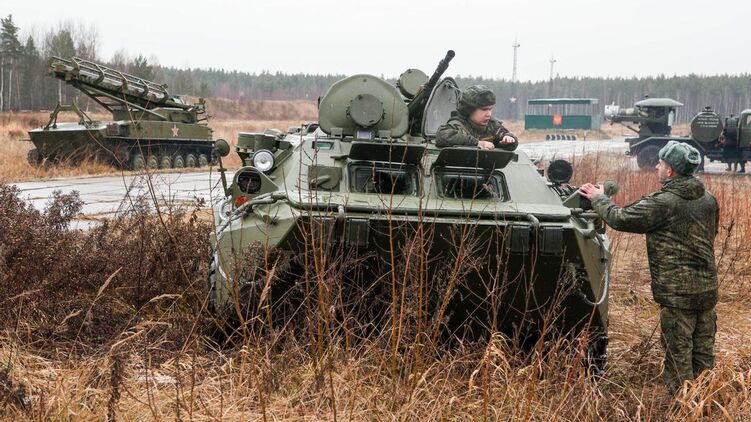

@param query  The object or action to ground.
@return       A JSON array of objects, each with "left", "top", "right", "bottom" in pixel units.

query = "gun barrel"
[
  {"left": 424, "top": 50, "right": 455, "bottom": 93},
  {"left": 407, "top": 50, "right": 455, "bottom": 135}
]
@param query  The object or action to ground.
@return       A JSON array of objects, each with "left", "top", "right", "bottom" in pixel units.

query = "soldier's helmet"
[{"left": 457, "top": 85, "right": 496, "bottom": 117}]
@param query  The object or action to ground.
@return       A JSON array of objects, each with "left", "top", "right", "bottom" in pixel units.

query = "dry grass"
[{"left": 2, "top": 118, "right": 751, "bottom": 420}]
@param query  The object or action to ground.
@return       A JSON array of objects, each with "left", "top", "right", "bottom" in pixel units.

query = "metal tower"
[{"left": 511, "top": 37, "right": 520, "bottom": 82}]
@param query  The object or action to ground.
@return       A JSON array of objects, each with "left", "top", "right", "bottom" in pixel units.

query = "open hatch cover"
[
  {"left": 432, "top": 147, "right": 516, "bottom": 170},
  {"left": 421, "top": 77, "right": 461, "bottom": 138}
]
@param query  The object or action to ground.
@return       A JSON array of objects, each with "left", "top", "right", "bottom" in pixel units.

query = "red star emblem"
[{"left": 171, "top": 124, "right": 180, "bottom": 137}]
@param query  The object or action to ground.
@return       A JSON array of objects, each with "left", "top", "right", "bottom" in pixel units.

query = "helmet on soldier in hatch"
[{"left": 457, "top": 85, "right": 496, "bottom": 117}]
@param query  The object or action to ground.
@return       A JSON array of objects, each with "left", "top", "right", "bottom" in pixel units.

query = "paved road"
[
  {"left": 9, "top": 138, "right": 738, "bottom": 227},
  {"left": 13, "top": 171, "right": 229, "bottom": 229}
]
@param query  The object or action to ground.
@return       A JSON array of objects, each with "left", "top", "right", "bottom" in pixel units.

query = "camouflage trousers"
[{"left": 659, "top": 306, "right": 717, "bottom": 394}]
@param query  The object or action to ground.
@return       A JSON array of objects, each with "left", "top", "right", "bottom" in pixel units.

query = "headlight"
[{"left": 252, "top": 149, "right": 275, "bottom": 173}]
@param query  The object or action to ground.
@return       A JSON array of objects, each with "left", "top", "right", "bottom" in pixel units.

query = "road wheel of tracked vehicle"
[
  {"left": 160, "top": 155, "right": 172, "bottom": 169},
  {"left": 198, "top": 153, "right": 209, "bottom": 167},
  {"left": 130, "top": 153, "right": 146, "bottom": 171},
  {"left": 146, "top": 155, "right": 159, "bottom": 169},
  {"left": 173, "top": 154, "right": 185, "bottom": 169},
  {"left": 636, "top": 145, "right": 661, "bottom": 170},
  {"left": 27, "top": 148, "right": 43, "bottom": 167},
  {"left": 186, "top": 153, "right": 198, "bottom": 168}
]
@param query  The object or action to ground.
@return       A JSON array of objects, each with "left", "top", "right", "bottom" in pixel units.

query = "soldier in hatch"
[
  {"left": 435, "top": 85, "right": 517, "bottom": 151},
  {"left": 580, "top": 141, "right": 719, "bottom": 396}
]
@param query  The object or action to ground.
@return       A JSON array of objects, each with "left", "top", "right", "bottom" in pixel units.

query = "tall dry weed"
[{"left": 1, "top": 151, "right": 751, "bottom": 420}]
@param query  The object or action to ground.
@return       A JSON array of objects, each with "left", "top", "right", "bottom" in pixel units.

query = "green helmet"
[{"left": 457, "top": 85, "right": 496, "bottom": 117}]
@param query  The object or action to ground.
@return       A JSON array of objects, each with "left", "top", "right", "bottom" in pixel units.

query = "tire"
[
  {"left": 160, "top": 155, "right": 172, "bottom": 169},
  {"left": 130, "top": 153, "right": 146, "bottom": 171},
  {"left": 147, "top": 155, "right": 159, "bottom": 169},
  {"left": 585, "top": 334, "right": 608, "bottom": 377},
  {"left": 173, "top": 154, "right": 185, "bottom": 169},
  {"left": 198, "top": 153, "right": 209, "bottom": 167},
  {"left": 27, "top": 148, "right": 43, "bottom": 167},
  {"left": 43, "top": 155, "right": 59, "bottom": 169},
  {"left": 636, "top": 144, "right": 661, "bottom": 170},
  {"left": 186, "top": 153, "right": 198, "bottom": 168}
]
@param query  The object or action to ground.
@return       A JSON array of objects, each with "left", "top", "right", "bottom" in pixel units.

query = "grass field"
[{"left": 1, "top": 109, "right": 750, "bottom": 420}]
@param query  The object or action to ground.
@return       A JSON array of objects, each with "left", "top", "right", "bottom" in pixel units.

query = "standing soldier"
[
  {"left": 580, "top": 141, "right": 719, "bottom": 395},
  {"left": 435, "top": 85, "right": 518, "bottom": 151}
]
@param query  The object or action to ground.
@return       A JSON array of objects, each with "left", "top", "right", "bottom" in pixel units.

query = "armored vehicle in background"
[
  {"left": 27, "top": 56, "right": 214, "bottom": 170},
  {"left": 605, "top": 98, "right": 749, "bottom": 170},
  {"left": 210, "top": 51, "right": 612, "bottom": 364}
]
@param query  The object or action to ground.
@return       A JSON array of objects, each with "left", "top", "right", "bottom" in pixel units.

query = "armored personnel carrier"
[
  {"left": 209, "top": 52, "right": 612, "bottom": 364},
  {"left": 27, "top": 56, "right": 214, "bottom": 170}
]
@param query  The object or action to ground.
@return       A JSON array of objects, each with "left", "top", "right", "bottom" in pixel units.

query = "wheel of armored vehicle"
[
  {"left": 27, "top": 148, "right": 43, "bottom": 166},
  {"left": 173, "top": 154, "right": 185, "bottom": 168},
  {"left": 198, "top": 154, "right": 209, "bottom": 167},
  {"left": 636, "top": 144, "right": 660, "bottom": 170}
]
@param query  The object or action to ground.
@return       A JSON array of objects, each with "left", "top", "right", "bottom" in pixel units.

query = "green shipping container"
[{"left": 524, "top": 98, "right": 601, "bottom": 130}]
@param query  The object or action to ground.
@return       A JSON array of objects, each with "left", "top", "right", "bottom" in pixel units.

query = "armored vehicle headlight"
[
  {"left": 547, "top": 159, "right": 573, "bottom": 184},
  {"left": 252, "top": 149, "right": 275, "bottom": 173}
]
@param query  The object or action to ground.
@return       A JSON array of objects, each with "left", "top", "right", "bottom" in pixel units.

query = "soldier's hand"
[
  {"left": 498, "top": 135, "right": 515, "bottom": 145},
  {"left": 580, "top": 183, "right": 604, "bottom": 199},
  {"left": 477, "top": 140, "right": 495, "bottom": 150}
]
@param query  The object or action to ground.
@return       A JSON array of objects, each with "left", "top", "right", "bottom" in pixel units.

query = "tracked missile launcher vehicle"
[
  {"left": 27, "top": 56, "right": 214, "bottom": 170},
  {"left": 209, "top": 51, "right": 612, "bottom": 364}
]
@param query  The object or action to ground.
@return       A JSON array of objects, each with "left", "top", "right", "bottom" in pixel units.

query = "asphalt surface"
[{"left": 9, "top": 138, "right": 738, "bottom": 228}]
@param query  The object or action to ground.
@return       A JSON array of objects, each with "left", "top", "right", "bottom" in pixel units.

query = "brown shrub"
[{"left": 0, "top": 183, "right": 211, "bottom": 352}]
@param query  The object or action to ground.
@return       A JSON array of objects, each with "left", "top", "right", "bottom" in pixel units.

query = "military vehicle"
[
  {"left": 26, "top": 56, "right": 214, "bottom": 170},
  {"left": 209, "top": 51, "right": 613, "bottom": 365},
  {"left": 605, "top": 98, "right": 750, "bottom": 171}
]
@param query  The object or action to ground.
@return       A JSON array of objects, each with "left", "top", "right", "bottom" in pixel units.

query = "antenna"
[
  {"left": 549, "top": 53, "right": 557, "bottom": 81},
  {"left": 511, "top": 36, "right": 520, "bottom": 83}
]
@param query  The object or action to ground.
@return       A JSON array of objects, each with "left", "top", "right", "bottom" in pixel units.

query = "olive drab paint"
[
  {"left": 26, "top": 56, "right": 215, "bottom": 170},
  {"left": 209, "top": 52, "right": 612, "bottom": 368}
]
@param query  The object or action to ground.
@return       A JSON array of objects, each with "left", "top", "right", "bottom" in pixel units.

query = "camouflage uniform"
[
  {"left": 435, "top": 85, "right": 518, "bottom": 151},
  {"left": 591, "top": 175, "right": 719, "bottom": 394}
]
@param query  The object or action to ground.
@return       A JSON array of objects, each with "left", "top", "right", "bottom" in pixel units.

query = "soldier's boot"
[
  {"left": 738, "top": 161, "right": 746, "bottom": 173},
  {"left": 692, "top": 308, "right": 717, "bottom": 377},
  {"left": 660, "top": 306, "right": 696, "bottom": 395}
]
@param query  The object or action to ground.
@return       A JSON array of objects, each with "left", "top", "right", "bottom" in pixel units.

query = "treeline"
[{"left": 2, "top": 15, "right": 751, "bottom": 121}]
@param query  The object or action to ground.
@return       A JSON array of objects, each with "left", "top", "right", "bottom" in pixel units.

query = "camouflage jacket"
[
  {"left": 435, "top": 112, "right": 518, "bottom": 150},
  {"left": 591, "top": 176, "right": 719, "bottom": 310}
]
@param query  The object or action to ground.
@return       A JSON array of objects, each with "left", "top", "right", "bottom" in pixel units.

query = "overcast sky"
[{"left": 8, "top": 0, "right": 751, "bottom": 81}]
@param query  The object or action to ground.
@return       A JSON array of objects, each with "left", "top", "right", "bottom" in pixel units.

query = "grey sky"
[{"left": 8, "top": 0, "right": 751, "bottom": 81}]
